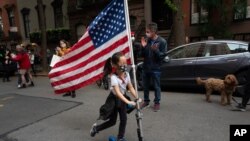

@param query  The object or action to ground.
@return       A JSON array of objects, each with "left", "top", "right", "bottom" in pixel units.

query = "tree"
[
  {"left": 165, "top": 0, "right": 186, "bottom": 46},
  {"left": 37, "top": 0, "right": 48, "bottom": 72}
]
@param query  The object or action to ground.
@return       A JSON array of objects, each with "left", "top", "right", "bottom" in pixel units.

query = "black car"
[{"left": 136, "top": 40, "right": 250, "bottom": 95}]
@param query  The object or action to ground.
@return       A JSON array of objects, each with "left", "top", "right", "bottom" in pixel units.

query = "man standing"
[
  {"left": 140, "top": 22, "right": 167, "bottom": 112},
  {"left": 233, "top": 42, "right": 250, "bottom": 112}
]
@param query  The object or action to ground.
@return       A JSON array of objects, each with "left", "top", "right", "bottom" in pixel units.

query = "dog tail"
[{"left": 196, "top": 77, "right": 206, "bottom": 85}]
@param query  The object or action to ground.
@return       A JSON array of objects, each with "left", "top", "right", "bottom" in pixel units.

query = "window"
[
  {"left": 206, "top": 43, "right": 231, "bottom": 56},
  {"left": 234, "top": 0, "right": 250, "bottom": 20},
  {"left": 76, "top": 24, "right": 86, "bottom": 40},
  {"left": 184, "top": 44, "right": 205, "bottom": 58},
  {"left": 51, "top": 0, "right": 63, "bottom": 28},
  {"left": 0, "top": 15, "right": 3, "bottom": 31},
  {"left": 21, "top": 8, "right": 30, "bottom": 38},
  {"left": 227, "top": 43, "right": 249, "bottom": 53},
  {"left": 168, "top": 44, "right": 204, "bottom": 59},
  {"left": 7, "top": 9, "right": 15, "bottom": 26},
  {"left": 77, "top": 0, "right": 104, "bottom": 7},
  {"left": 191, "top": 0, "right": 208, "bottom": 24},
  {"left": 152, "top": 0, "right": 173, "bottom": 30},
  {"left": 130, "top": 16, "right": 137, "bottom": 30},
  {"left": 168, "top": 47, "right": 185, "bottom": 59},
  {"left": 233, "top": 33, "right": 250, "bottom": 42},
  {"left": 239, "top": 45, "right": 249, "bottom": 52}
]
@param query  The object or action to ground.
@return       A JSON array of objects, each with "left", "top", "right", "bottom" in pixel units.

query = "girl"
[
  {"left": 90, "top": 52, "right": 138, "bottom": 141},
  {"left": 55, "top": 40, "right": 76, "bottom": 98}
]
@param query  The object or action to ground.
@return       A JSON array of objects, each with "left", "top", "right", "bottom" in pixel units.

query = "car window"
[
  {"left": 227, "top": 43, "right": 248, "bottom": 53},
  {"left": 206, "top": 43, "right": 247, "bottom": 56},
  {"left": 183, "top": 43, "right": 205, "bottom": 58},
  {"left": 168, "top": 47, "right": 186, "bottom": 59},
  {"left": 168, "top": 43, "right": 204, "bottom": 59},
  {"left": 238, "top": 44, "right": 249, "bottom": 53},
  {"left": 206, "top": 43, "right": 231, "bottom": 56}
]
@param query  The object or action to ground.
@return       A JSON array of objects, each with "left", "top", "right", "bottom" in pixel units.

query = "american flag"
[{"left": 48, "top": 0, "right": 131, "bottom": 94}]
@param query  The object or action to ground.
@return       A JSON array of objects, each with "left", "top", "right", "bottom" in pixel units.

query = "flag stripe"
[
  {"left": 54, "top": 33, "right": 92, "bottom": 68},
  {"left": 49, "top": 33, "right": 128, "bottom": 79},
  {"left": 49, "top": 30, "right": 127, "bottom": 75},
  {"left": 50, "top": 45, "right": 130, "bottom": 87},
  {"left": 53, "top": 51, "right": 131, "bottom": 94},
  {"left": 49, "top": 0, "right": 132, "bottom": 94},
  {"left": 54, "top": 74, "right": 103, "bottom": 94},
  {"left": 51, "top": 48, "right": 130, "bottom": 88}
]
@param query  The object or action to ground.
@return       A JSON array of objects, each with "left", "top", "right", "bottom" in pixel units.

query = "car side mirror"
[{"left": 163, "top": 56, "right": 170, "bottom": 63}]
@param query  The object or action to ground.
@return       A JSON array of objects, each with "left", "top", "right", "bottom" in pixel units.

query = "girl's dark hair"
[
  {"left": 103, "top": 57, "right": 112, "bottom": 74},
  {"left": 111, "top": 52, "right": 124, "bottom": 65},
  {"left": 60, "top": 39, "right": 70, "bottom": 48},
  {"left": 104, "top": 52, "right": 124, "bottom": 74}
]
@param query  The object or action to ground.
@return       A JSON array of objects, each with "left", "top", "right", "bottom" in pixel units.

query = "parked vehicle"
[{"left": 135, "top": 40, "right": 250, "bottom": 95}]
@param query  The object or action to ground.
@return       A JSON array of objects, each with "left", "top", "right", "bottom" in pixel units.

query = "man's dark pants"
[{"left": 142, "top": 70, "right": 161, "bottom": 104}]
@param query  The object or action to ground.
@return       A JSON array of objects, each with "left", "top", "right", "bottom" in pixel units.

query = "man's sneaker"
[
  {"left": 17, "top": 84, "right": 21, "bottom": 88},
  {"left": 153, "top": 103, "right": 160, "bottom": 112},
  {"left": 90, "top": 123, "right": 98, "bottom": 137},
  {"left": 232, "top": 104, "right": 246, "bottom": 112},
  {"left": 140, "top": 102, "right": 150, "bottom": 109}
]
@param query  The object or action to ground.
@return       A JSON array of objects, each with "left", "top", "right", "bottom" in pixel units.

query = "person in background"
[
  {"left": 2, "top": 49, "right": 12, "bottom": 82},
  {"left": 140, "top": 22, "right": 167, "bottom": 112},
  {"left": 56, "top": 40, "right": 76, "bottom": 98},
  {"left": 11, "top": 45, "right": 34, "bottom": 88},
  {"left": 28, "top": 49, "right": 36, "bottom": 76}
]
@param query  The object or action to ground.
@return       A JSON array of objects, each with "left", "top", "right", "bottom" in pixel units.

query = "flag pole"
[
  {"left": 123, "top": 0, "right": 144, "bottom": 141},
  {"left": 123, "top": 0, "right": 138, "bottom": 95}
]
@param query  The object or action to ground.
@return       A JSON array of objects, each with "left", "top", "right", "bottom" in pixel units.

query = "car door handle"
[
  {"left": 227, "top": 59, "right": 238, "bottom": 62},
  {"left": 184, "top": 61, "right": 193, "bottom": 64}
]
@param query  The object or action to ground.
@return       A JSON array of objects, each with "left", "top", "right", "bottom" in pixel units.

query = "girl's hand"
[{"left": 128, "top": 101, "right": 136, "bottom": 106}]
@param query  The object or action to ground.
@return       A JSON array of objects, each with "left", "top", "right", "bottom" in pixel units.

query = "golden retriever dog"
[{"left": 196, "top": 74, "right": 238, "bottom": 105}]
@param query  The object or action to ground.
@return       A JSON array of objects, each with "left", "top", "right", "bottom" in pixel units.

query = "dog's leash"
[{"left": 232, "top": 96, "right": 250, "bottom": 105}]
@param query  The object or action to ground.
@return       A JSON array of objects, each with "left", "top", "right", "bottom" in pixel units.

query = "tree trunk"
[
  {"left": 37, "top": 0, "right": 48, "bottom": 72},
  {"left": 173, "top": 0, "right": 185, "bottom": 46}
]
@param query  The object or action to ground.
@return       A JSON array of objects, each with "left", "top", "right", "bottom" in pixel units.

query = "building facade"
[
  {"left": 183, "top": 0, "right": 250, "bottom": 43},
  {"left": 16, "top": 0, "right": 70, "bottom": 43},
  {"left": 68, "top": 0, "right": 173, "bottom": 43},
  {"left": 0, "top": 0, "right": 22, "bottom": 48},
  {"left": 68, "top": 0, "right": 250, "bottom": 46},
  {"left": 0, "top": 0, "right": 70, "bottom": 49}
]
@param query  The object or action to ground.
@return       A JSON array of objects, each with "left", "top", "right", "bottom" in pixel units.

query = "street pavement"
[{"left": 0, "top": 76, "right": 249, "bottom": 141}]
